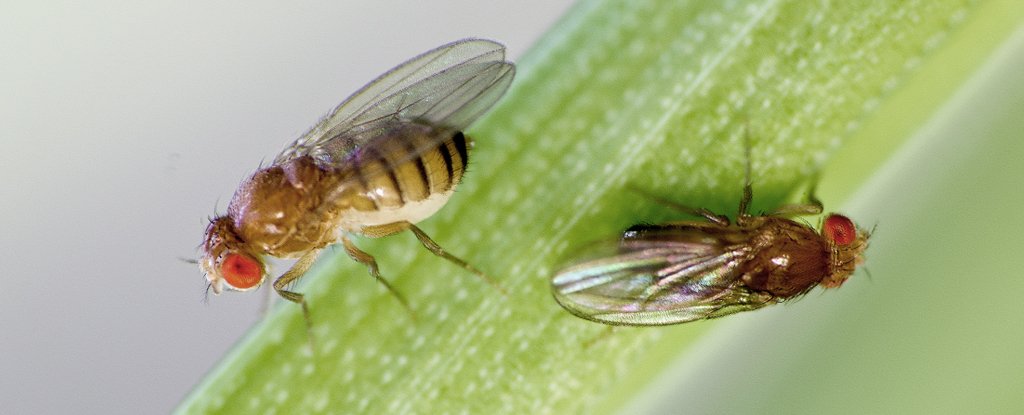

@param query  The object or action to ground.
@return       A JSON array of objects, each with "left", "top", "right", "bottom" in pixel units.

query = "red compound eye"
[
  {"left": 221, "top": 253, "right": 263, "bottom": 289},
  {"left": 823, "top": 214, "right": 857, "bottom": 246}
]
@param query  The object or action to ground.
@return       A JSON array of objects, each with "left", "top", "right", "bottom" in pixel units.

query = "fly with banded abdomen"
[
  {"left": 199, "top": 39, "right": 514, "bottom": 328},
  {"left": 551, "top": 133, "right": 870, "bottom": 326}
]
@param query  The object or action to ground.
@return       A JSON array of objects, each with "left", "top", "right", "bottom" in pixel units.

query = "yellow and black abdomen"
[{"left": 332, "top": 122, "right": 470, "bottom": 232}]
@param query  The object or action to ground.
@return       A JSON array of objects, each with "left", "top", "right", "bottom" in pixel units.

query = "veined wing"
[
  {"left": 551, "top": 225, "right": 774, "bottom": 326},
  {"left": 275, "top": 38, "right": 514, "bottom": 165}
]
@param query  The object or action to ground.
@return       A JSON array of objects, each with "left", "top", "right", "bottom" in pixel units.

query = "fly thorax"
[
  {"left": 743, "top": 218, "right": 830, "bottom": 298},
  {"left": 227, "top": 158, "right": 333, "bottom": 256}
]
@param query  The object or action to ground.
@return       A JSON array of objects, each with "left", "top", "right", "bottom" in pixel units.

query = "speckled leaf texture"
[{"left": 178, "top": 1, "right": 1024, "bottom": 414}]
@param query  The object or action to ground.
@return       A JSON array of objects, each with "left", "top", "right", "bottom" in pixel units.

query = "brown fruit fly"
[
  {"left": 551, "top": 135, "right": 869, "bottom": 326},
  {"left": 200, "top": 39, "right": 514, "bottom": 326}
]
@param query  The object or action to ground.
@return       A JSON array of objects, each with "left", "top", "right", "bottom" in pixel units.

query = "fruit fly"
[
  {"left": 551, "top": 137, "right": 870, "bottom": 326},
  {"left": 200, "top": 39, "right": 515, "bottom": 325}
]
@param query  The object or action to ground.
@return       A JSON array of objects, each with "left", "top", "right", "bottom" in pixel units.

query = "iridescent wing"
[
  {"left": 274, "top": 38, "right": 515, "bottom": 166},
  {"left": 551, "top": 225, "right": 775, "bottom": 326}
]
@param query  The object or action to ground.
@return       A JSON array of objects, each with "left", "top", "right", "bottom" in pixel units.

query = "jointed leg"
[
  {"left": 627, "top": 185, "right": 730, "bottom": 226},
  {"left": 272, "top": 248, "right": 321, "bottom": 348},
  {"left": 770, "top": 175, "right": 823, "bottom": 217},
  {"left": 736, "top": 123, "right": 826, "bottom": 220},
  {"left": 770, "top": 197, "right": 823, "bottom": 217},
  {"left": 341, "top": 235, "right": 415, "bottom": 320},
  {"left": 582, "top": 326, "right": 616, "bottom": 349},
  {"left": 406, "top": 223, "right": 507, "bottom": 294},
  {"left": 737, "top": 122, "right": 755, "bottom": 223}
]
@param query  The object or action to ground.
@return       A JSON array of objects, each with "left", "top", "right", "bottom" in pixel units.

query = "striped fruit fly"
[{"left": 200, "top": 39, "right": 514, "bottom": 327}]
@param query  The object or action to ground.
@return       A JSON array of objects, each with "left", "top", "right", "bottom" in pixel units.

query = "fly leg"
[
  {"left": 770, "top": 195, "right": 823, "bottom": 217},
  {"left": 407, "top": 223, "right": 506, "bottom": 294},
  {"left": 272, "top": 248, "right": 321, "bottom": 351},
  {"left": 769, "top": 175, "right": 824, "bottom": 217},
  {"left": 362, "top": 221, "right": 506, "bottom": 294},
  {"left": 627, "top": 186, "right": 730, "bottom": 226},
  {"left": 582, "top": 326, "right": 617, "bottom": 349},
  {"left": 737, "top": 124, "right": 824, "bottom": 220},
  {"left": 737, "top": 122, "right": 756, "bottom": 225},
  {"left": 341, "top": 235, "right": 416, "bottom": 321}
]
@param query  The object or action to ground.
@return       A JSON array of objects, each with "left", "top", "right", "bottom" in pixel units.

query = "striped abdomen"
[{"left": 332, "top": 122, "right": 470, "bottom": 233}]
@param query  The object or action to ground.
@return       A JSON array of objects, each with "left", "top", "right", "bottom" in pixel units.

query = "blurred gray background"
[{"left": 0, "top": 1, "right": 573, "bottom": 413}]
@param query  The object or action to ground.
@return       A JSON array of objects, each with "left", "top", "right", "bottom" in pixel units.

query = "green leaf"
[
  {"left": 622, "top": 17, "right": 1024, "bottom": 415},
  {"left": 177, "top": 1, "right": 1024, "bottom": 413}
]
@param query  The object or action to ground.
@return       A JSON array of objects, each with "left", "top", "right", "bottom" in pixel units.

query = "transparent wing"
[
  {"left": 275, "top": 38, "right": 515, "bottom": 165},
  {"left": 551, "top": 225, "right": 775, "bottom": 326}
]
